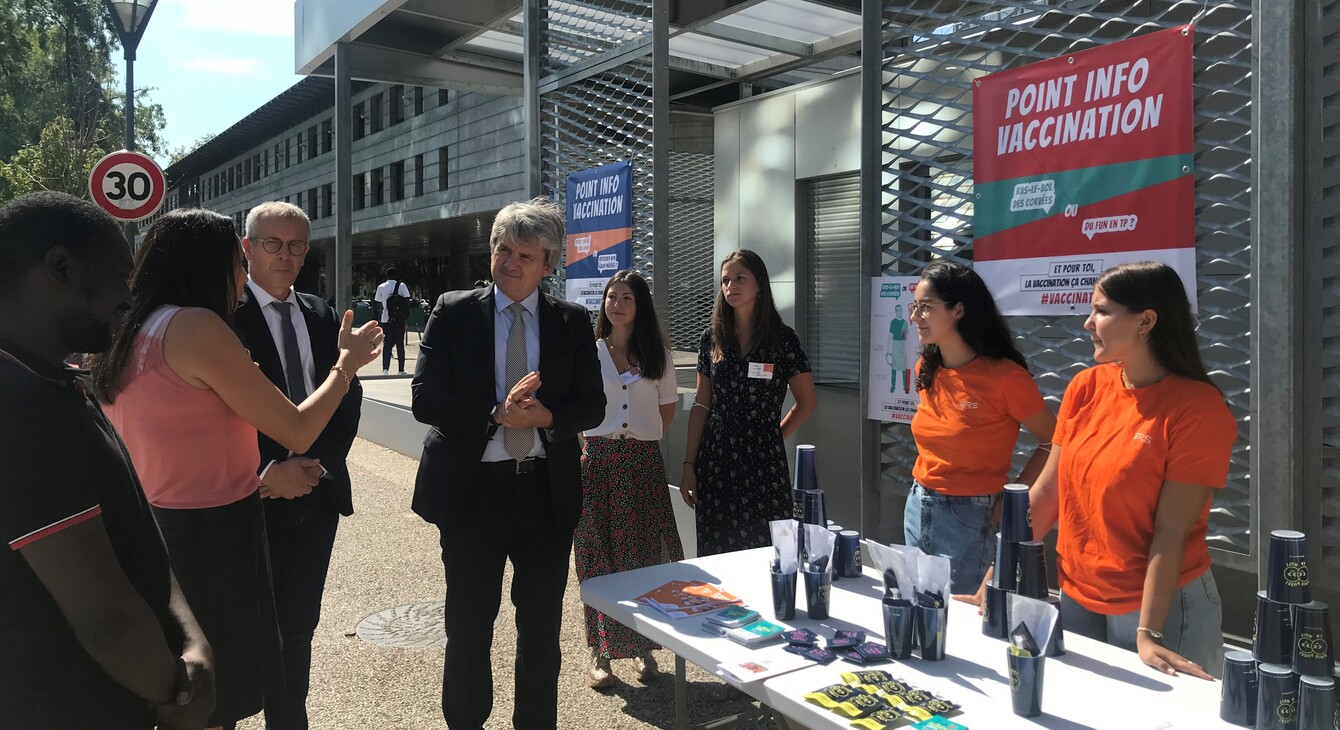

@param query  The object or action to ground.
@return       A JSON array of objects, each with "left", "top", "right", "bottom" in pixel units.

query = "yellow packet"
[
  {"left": 849, "top": 708, "right": 908, "bottom": 730},
  {"left": 841, "top": 670, "right": 895, "bottom": 686},
  {"left": 805, "top": 683, "right": 869, "bottom": 710}
]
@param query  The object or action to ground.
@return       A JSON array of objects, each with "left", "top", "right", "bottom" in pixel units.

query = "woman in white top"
[{"left": 575, "top": 270, "right": 683, "bottom": 690}]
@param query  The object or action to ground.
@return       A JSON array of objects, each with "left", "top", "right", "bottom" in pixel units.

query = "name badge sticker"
[
  {"left": 748, "top": 362, "right": 775, "bottom": 380},
  {"left": 619, "top": 367, "right": 642, "bottom": 385}
]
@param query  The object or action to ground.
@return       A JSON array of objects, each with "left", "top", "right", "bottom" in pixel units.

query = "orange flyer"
[{"left": 634, "top": 580, "right": 743, "bottom": 619}]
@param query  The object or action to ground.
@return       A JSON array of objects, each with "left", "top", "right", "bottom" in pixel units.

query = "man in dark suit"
[
  {"left": 234, "top": 201, "right": 363, "bottom": 730},
  {"left": 411, "top": 197, "right": 604, "bottom": 730}
]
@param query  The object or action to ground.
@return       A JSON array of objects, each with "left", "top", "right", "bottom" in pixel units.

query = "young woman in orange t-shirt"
[
  {"left": 905, "top": 262, "right": 1055, "bottom": 592},
  {"left": 1029, "top": 261, "right": 1235, "bottom": 679}
]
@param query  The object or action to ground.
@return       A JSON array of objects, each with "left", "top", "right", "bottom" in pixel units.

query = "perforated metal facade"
[
  {"left": 666, "top": 150, "right": 715, "bottom": 349},
  {"left": 536, "top": 0, "right": 662, "bottom": 299},
  {"left": 871, "top": 0, "right": 1255, "bottom": 566}
]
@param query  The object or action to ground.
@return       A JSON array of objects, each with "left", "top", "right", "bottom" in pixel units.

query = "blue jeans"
[
  {"left": 903, "top": 482, "right": 998, "bottom": 594},
  {"left": 1059, "top": 569, "right": 1225, "bottom": 676}
]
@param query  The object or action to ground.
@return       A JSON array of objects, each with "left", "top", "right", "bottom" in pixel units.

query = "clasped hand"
[
  {"left": 497, "top": 371, "right": 552, "bottom": 429},
  {"left": 259, "top": 457, "right": 324, "bottom": 499}
]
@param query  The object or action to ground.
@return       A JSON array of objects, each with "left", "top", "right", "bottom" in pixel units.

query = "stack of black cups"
[
  {"left": 793, "top": 445, "right": 818, "bottom": 565},
  {"left": 1224, "top": 529, "right": 1334, "bottom": 729},
  {"left": 981, "top": 484, "right": 1064, "bottom": 657}
]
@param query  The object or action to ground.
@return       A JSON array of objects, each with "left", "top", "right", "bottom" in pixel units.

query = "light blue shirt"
[{"left": 482, "top": 285, "right": 545, "bottom": 461}]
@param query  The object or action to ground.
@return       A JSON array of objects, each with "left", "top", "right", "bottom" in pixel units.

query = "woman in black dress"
[{"left": 680, "top": 250, "right": 816, "bottom": 555}]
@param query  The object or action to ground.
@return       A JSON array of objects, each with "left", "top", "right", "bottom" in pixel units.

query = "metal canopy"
[{"left": 294, "top": 0, "right": 862, "bottom": 108}]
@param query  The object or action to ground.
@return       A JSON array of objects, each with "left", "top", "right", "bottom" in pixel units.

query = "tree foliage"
[{"left": 0, "top": 0, "right": 167, "bottom": 202}]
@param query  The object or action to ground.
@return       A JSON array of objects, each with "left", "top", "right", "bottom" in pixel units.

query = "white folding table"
[{"left": 580, "top": 547, "right": 1238, "bottom": 730}]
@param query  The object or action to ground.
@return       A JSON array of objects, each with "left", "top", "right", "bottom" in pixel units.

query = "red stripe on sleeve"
[{"left": 8, "top": 505, "right": 103, "bottom": 551}]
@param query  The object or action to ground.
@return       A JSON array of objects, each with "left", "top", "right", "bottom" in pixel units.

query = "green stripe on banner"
[{"left": 974, "top": 154, "right": 1193, "bottom": 239}]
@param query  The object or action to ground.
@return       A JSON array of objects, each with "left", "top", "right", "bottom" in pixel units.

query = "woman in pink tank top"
[{"left": 91, "top": 209, "right": 381, "bottom": 729}]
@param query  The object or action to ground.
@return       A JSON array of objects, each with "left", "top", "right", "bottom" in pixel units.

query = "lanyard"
[{"left": 0, "top": 347, "right": 85, "bottom": 393}]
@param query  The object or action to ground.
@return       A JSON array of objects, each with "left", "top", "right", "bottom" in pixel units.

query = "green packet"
[{"left": 804, "top": 684, "right": 889, "bottom": 718}]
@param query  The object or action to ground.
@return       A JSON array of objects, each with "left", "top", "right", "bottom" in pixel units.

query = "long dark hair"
[
  {"left": 711, "top": 249, "right": 784, "bottom": 363},
  {"left": 1095, "top": 261, "right": 1217, "bottom": 389},
  {"left": 915, "top": 260, "right": 1027, "bottom": 391},
  {"left": 90, "top": 209, "right": 242, "bottom": 402},
  {"left": 594, "top": 269, "right": 670, "bottom": 380}
]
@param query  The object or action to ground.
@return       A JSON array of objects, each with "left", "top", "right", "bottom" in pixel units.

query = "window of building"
[
  {"left": 262, "top": 149, "right": 269, "bottom": 177},
  {"left": 308, "top": 126, "right": 318, "bottom": 158},
  {"left": 414, "top": 87, "right": 424, "bottom": 116},
  {"left": 371, "top": 167, "right": 384, "bottom": 206},
  {"left": 352, "top": 173, "right": 365, "bottom": 210},
  {"left": 438, "top": 89, "right": 449, "bottom": 107},
  {"left": 369, "top": 93, "right": 383, "bottom": 134},
  {"left": 390, "top": 85, "right": 404, "bottom": 125},
  {"left": 390, "top": 160, "right": 404, "bottom": 202},
  {"left": 308, "top": 187, "right": 319, "bottom": 219},
  {"left": 321, "top": 119, "right": 332, "bottom": 154},
  {"left": 295, "top": 191, "right": 303, "bottom": 216},
  {"left": 253, "top": 153, "right": 260, "bottom": 179},
  {"left": 438, "top": 147, "right": 449, "bottom": 192},
  {"left": 803, "top": 173, "right": 862, "bottom": 388},
  {"left": 322, "top": 184, "right": 333, "bottom": 217},
  {"left": 414, "top": 153, "right": 424, "bottom": 196},
  {"left": 285, "top": 138, "right": 292, "bottom": 168},
  {"left": 354, "top": 103, "right": 366, "bottom": 140},
  {"left": 296, "top": 134, "right": 305, "bottom": 164},
  {"left": 244, "top": 159, "right": 252, "bottom": 185}
]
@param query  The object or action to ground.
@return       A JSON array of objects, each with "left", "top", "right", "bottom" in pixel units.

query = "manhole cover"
[{"left": 356, "top": 601, "right": 446, "bottom": 648}]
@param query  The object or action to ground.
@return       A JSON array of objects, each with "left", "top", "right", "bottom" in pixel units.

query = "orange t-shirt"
[
  {"left": 1052, "top": 363, "right": 1236, "bottom": 614},
  {"left": 911, "top": 356, "right": 1047, "bottom": 497}
]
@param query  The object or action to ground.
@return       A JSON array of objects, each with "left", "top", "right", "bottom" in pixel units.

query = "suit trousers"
[
  {"left": 262, "top": 493, "right": 341, "bottom": 730},
  {"left": 438, "top": 465, "right": 573, "bottom": 730}
]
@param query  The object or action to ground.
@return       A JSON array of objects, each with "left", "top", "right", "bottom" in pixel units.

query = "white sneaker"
[{"left": 382, "top": 369, "right": 389, "bottom": 376}]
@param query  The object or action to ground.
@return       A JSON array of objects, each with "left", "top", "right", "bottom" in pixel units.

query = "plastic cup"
[
  {"left": 1292, "top": 601, "right": 1333, "bottom": 677},
  {"left": 802, "top": 567, "right": 831, "bottom": 620},
  {"left": 1219, "top": 649, "right": 1257, "bottom": 727},
  {"left": 835, "top": 530, "right": 861, "bottom": 578},
  {"left": 1267, "top": 530, "right": 1311, "bottom": 605},
  {"left": 915, "top": 603, "right": 948, "bottom": 660},
  {"left": 1256, "top": 663, "right": 1300, "bottom": 730},
  {"left": 770, "top": 568, "right": 797, "bottom": 621},
  {"left": 1015, "top": 540, "right": 1049, "bottom": 599},
  {"left": 1000, "top": 483, "right": 1031, "bottom": 543},
  {"left": 1008, "top": 652, "right": 1045, "bottom": 717},
  {"left": 1043, "top": 594, "right": 1065, "bottom": 657},
  {"left": 882, "top": 599, "right": 916, "bottom": 659},
  {"left": 994, "top": 532, "right": 1019, "bottom": 591},
  {"left": 1254, "top": 590, "right": 1295, "bottom": 665},
  {"left": 982, "top": 583, "right": 1010, "bottom": 640},
  {"left": 1297, "top": 675, "right": 1335, "bottom": 730},
  {"left": 802, "top": 489, "right": 827, "bottom": 527}
]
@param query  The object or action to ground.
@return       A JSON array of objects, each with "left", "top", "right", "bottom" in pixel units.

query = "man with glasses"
[{"left": 236, "top": 201, "right": 364, "bottom": 730}]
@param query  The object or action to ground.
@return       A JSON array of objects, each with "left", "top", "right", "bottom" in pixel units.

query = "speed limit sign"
[{"left": 88, "top": 150, "right": 166, "bottom": 222}]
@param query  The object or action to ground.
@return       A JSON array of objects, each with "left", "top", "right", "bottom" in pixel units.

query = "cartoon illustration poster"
[
  {"left": 868, "top": 276, "right": 923, "bottom": 424},
  {"left": 972, "top": 25, "right": 1196, "bottom": 315},
  {"left": 564, "top": 160, "right": 632, "bottom": 311}
]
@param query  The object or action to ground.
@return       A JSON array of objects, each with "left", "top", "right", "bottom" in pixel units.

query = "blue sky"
[{"left": 132, "top": 0, "right": 302, "bottom": 165}]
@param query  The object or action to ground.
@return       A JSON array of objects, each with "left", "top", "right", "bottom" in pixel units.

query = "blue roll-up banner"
[{"left": 565, "top": 160, "right": 633, "bottom": 311}]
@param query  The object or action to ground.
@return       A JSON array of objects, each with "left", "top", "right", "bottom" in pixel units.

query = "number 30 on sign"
[{"left": 88, "top": 150, "right": 166, "bottom": 222}]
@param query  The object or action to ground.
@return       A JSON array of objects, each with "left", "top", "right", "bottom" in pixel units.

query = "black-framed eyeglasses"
[
  {"left": 256, "top": 237, "right": 309, "bottom": 256},
  {"left": 908, "top": 300, "right": 944, "bottom": 316}
]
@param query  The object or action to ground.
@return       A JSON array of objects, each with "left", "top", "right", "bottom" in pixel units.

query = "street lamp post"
[{"left": 103, "top": 0, "right": 158, "bottom": 247}]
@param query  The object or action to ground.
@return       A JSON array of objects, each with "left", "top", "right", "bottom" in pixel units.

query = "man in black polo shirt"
[{"left": 0, "top": 192, "right": 215, "bottom": 729}]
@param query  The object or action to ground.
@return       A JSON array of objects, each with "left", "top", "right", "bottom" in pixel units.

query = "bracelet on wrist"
[
  {"left": 1136, "top": 626, "right": 1163, "bottom": 640},
  {"left": 329, "top": 365, "right": 351, "bottom": 390}
]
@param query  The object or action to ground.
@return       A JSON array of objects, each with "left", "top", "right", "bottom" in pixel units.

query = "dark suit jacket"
[
  {"left": 234, "top": 284, "right": 363, "bottom": 516},
  {"left": 410, "top": 285, "right": 605, "bottom": 532}
]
